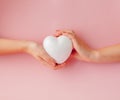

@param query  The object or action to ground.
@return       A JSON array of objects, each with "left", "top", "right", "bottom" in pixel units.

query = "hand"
[
  {"left": 54, "top": 30, "right": 80, "bottom": 61},
  {"left": 54, "top": 30, "right": 96, "bottom": 62},
  {"left": 55, "top": 30, "right": 76, "bottom": 40},
  {"left": 25, "top": 41, "right": 65, "bottom": 70},
  {"left": 54, "top": 30, "right": 88, "bottom": 61}
]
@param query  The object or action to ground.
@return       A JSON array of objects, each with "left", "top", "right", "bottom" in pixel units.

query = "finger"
[
  {"left": 54, "top": 30, "right": 74, "bottom": 37},
  {"left": 59, "top": 63, "right": 66, "bottom": 67},
  {"left": 62, "top": 30, "right": 74, "bottom": 33},
  {"left": 33, "top": 51, "right": 55, "bottom": 67},
  {"left": 54, "top": 30, "right": 63, "bottom": 37},
  {"left": 33, "top": 55, "right": 49, "bottom": 66},
  {"left": 53, "top": 33, "right": 58, "bottom": 37},
  {"left": 53, "top": 63, "right": 66, "bottom": 70},
  {"left": 54, "top": 31, "right": 70, "bottom": 37},
  {"left": 53, "top": 30, "right": 60, "bottom": 37},
  {"left": 56, "top": 30, "right": 61, "bottom": 32},
  {"left": 54, "top": 33, "right": 61, "bottom": 37},
  {"left": 40, "top": 52, "right": 56, "bottom": 66},
  {"left": 36, "top": 55, "right": 56, "bottom": 69},
  {"left": 40, "top": 46, "right": 56, "bottom": 66},
  {"left": 43, "top": 56, "right": 56, "bottom": 67},
  {"left": 62, "top": 32, "right": 76, "bottom": 40}
]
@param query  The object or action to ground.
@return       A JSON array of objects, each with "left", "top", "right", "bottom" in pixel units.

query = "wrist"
[{"left": 22, "top": 41, "right": 37, "bottom": 53}]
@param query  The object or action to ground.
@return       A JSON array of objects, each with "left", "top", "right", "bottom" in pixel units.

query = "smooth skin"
[
  {"left": 55, "top": 30, "right": 120, "bottom": 63},
  {"left": 0, "top": 39, "right": 64, "bottom": 69},
  {"left": 1, "top": 30, "right": 119, "bottom": 70}
]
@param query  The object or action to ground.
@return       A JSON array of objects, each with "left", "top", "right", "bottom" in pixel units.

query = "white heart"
[{"left": 43, "top": 35, "right": 73, "bottom": 64}]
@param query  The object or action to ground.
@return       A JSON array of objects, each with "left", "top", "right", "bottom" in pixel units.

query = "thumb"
[{"left": 54, "top": 30, "right": 62, "bottom": 37}]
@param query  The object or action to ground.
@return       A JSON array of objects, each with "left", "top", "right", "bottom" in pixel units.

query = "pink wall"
[{"left": 0, "top": 0, "right": 120, "bottom": 100}]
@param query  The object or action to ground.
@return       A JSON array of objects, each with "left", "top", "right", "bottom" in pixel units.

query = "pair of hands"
[{"left": 26, "top": 30, "right": 77, "bottom": 70}]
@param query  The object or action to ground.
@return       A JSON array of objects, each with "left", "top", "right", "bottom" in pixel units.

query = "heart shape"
[{"left": 43, "top": 35, "right": 73, "bottom": 64}]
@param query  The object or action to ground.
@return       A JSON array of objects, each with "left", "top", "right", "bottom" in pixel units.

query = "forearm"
[
  {"left": 0, "top": 39, "right": 30, "bottom": 54},
  {"left": 96, "top": 44, "right": 120, "bottom": 63},
  {"left": 74, "top": 38, "right": 120, "bottom": 63}
]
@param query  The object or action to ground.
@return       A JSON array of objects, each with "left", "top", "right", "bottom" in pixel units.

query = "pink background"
[{"left": 0, "top": 0, "right": 120, "bottom": 100}]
